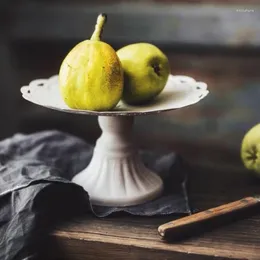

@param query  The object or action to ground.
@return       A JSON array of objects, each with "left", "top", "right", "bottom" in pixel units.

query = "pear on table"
[{"left": 241, "top": 123, "right": 260, "bottom": 177}]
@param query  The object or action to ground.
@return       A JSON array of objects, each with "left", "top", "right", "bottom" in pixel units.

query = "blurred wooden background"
[{"left": 1, "top": 0, "right": 260, "bottom": 170}]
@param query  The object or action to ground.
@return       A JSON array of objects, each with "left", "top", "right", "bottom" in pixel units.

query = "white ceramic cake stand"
[{"left": 21, "top": 74, "right": 208, "bottom": 207}]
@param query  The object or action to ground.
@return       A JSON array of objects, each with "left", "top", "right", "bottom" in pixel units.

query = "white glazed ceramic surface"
[
  {"left": 20, "top": 74, "right": 208, "bottom": 206},
  {"left": 73, "top": 116, "right": 164, "bottom": 207},
  {"left": 20, "top": 74, "right": 208, "bottom": 116}
]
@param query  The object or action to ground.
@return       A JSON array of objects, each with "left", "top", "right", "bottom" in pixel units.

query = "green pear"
[
  {"left": 59, "top": 14, "right": 123, "bottom": 111},
  {"left": 117, "top": 43, "right": 170, "bottom": 105},
  {"left": 241, "top": 123, "right": 260, "bottom": 177}
]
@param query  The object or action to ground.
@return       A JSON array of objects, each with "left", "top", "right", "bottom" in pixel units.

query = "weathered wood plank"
[
  {"left": 8, "top": 2, "right": 260, "bottom": 47},
  {"left": 52, "top": 235, "right": 231, "bottom": 260},
  {"left": 51, "top": 163, "right": 260, "bottom": 260},
  {"left": 52, "top": 215, "right": 260, "bottom": 260}
]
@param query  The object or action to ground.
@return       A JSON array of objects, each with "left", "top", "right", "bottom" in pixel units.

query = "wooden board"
[
  {"left": 8, "top": 2, "right": 260, "bottom": 47},
  {"left": 50, "top": 162, "right": 260, "bottom": 260}
]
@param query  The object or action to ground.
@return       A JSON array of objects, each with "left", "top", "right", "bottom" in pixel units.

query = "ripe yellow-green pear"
[
  {"left": 59, "top": 14, "right": 123, "bottom": 111},
  {"left": 241, "top": 123, "right": 260, "bottom": 177},
  {"left": 117, "top": 43, "right": 170, "bottom": 105}
]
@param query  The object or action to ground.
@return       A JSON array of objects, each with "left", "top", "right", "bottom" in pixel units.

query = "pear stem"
[{"left": 90, "top": 13, "right": 107, "bottom": 41}]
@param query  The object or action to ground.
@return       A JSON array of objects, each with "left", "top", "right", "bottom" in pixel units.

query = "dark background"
[{"left": 1, "top": 0, "right": 260, "bottom": 171}]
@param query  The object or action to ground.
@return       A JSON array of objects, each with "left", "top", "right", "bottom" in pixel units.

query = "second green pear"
[{"left": 117, "top": 43, "right": 170, "bottom": 105}]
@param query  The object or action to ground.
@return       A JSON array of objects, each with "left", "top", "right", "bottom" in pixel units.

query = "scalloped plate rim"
[{"left": 21, "top": 74, "right": 209, "bottom": 117}]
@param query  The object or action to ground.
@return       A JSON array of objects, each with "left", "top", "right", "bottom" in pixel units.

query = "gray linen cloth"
[{"left": 0, "top": 130, "right": 191, "bottom": 260}]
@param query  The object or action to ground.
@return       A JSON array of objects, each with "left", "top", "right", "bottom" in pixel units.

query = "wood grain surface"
[
  {"left": 50, "top": 162, "right": 260, "bottom": 260},
  {"left": 158, "top": 196, "right": 260, "bottom": 239}
]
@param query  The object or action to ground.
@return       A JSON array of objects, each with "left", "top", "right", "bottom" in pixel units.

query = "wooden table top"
[{"left": 51, "top": 161, "right": 260, "bottom": 260}]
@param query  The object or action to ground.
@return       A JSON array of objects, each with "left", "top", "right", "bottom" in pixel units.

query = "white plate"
[{"left": 20, "top": 74, "right": 209, "bottom": 116}]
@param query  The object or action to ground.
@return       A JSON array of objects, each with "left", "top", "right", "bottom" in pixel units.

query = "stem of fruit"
[{"left": 90, "top": 13, "right": 107, "bottom": 41}]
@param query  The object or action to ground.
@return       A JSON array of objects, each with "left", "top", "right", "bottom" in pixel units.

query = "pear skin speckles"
[{"left": 59, "top": 41, "right": 123, "bottom": 111}]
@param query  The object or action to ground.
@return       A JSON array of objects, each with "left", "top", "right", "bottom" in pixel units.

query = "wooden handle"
[{"left": 158, "top": 196, "right": 260, "bottom": 240}]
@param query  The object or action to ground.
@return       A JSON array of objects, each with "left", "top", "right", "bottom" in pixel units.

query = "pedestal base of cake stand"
[{"left": 72, "top": 116, "right": 163, "bottom": 207}]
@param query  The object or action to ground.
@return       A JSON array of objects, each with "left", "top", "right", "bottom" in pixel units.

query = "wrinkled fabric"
[{"left": 0, "top": 130, "right": 190, "bottom": 260}]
